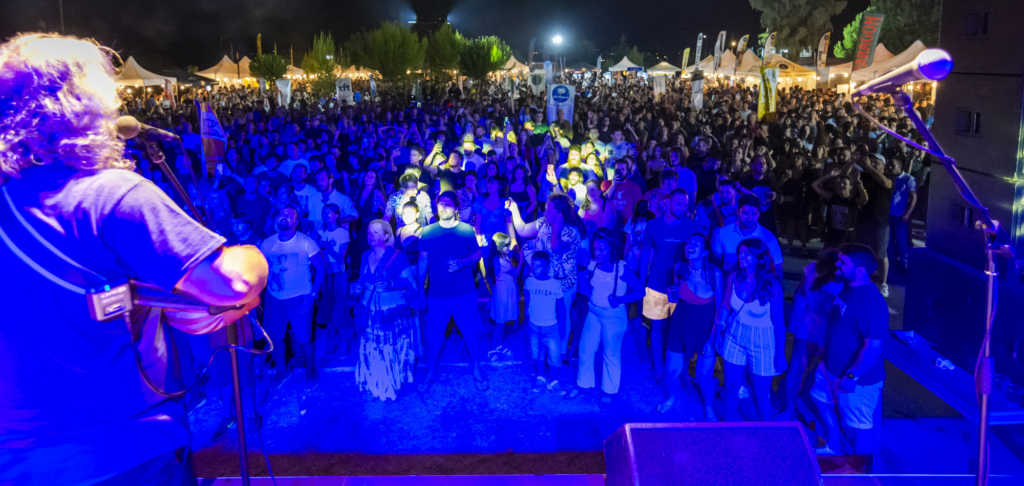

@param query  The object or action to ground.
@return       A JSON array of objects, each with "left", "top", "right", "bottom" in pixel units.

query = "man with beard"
[
  {"left": 810, "top": 243, "right": 886, "bottom": 457},
  {"left": 739, "top": 155, "right": 780, "bottom": 235},
  {"left": 417, "top": 191, "right": 487, "bottom": 391},
  {"left": 309, "top": 169, "right": 358, "bottom": 233},
  {"left": 640, "top": 189, "right": 703, "bottom": 381},
  {"left": 260, "top": 206, "right": 327, "bottom": 389},
  {"left": 710, "top": 194, "right": 784, "bottom": 279}
]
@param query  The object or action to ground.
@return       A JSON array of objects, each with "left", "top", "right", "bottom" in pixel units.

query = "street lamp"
[{"left": 552, "top": 35, "right": 563, "bottom": 44}]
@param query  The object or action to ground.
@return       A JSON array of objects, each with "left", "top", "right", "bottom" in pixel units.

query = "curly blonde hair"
[{"left": 0, "top": 33, "right": 130, "bottom": 178}]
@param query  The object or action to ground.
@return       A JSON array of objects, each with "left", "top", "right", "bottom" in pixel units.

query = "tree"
[
  {"left": 870, "top": 0, "right": 940, "bottom": 52},
  {"left": 248, "top": 53, "right": 289, "bottom": 84},
  {"left": 834, "top": 10, "right": 868, "bottom": 58},
  {"left": 301, "top": 32, "right": 339, "bottom": 99},
  {"left": 424, "top": 24, "right": 463, "bottom": 84},
  {"left": 622, "top": 46, "right": 652, "bottom": 68},
  {"left": 458, "top": 36, "right": 511, "bottom": 85},
  {"left": 565, "top": 38, "right": 599, "bottom": 64},
  {"left": 749, "top": 0, "right": 846, "bottom": 58},
  {"left": 346, "top": 22, "right": 427, "bottom": 89}
]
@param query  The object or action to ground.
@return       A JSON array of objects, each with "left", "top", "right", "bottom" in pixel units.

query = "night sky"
[{"left": 0, "top": 0, "right": 869, "bottom": 70}]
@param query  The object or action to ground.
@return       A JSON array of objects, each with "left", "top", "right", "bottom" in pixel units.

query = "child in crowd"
[
  {"left": 488, "top": 232, "right": 523, "bottom": 361},
  {"left": 524, "top": 251, "right": 565, "bottom": 393}
]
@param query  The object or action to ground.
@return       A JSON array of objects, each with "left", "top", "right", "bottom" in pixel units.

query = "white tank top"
[{"left": 729, "top": 283, "right": 773, "bottom": 327}]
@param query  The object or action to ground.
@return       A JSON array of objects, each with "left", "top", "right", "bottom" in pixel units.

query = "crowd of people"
[{"left": 124, "top": 72, "right": 932, "bottom": 456}]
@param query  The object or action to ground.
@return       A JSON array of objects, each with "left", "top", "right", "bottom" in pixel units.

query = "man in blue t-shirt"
[
  {"left": 417, "top": 191, "right": 487, "bottom": 391},
  {"left": 810, "top": 243, "right": 888, "bottom": 457},
  {"left": 640, "top": 189, "right": 702, "bottom": 380}
]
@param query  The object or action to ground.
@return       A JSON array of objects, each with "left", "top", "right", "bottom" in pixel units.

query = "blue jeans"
[{"left": 889, "top": 219, "right": 910, "bottom": 262}]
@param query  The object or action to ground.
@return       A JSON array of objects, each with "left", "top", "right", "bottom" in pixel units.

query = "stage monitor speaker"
[{"left": 604, "top": 422, "right": 822, "bottom": 486}]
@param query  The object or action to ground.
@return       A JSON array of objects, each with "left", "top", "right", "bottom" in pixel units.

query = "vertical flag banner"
[
  {"left": 734, "top": 35, "right": 749, "bottom": 75},
  {"left": 546, "top": 84, "right": 575, "bottom": 125},
  {"left": 336, "top": 77, "right": 354, "bottom": 105},
  {"left": 758, "top": 67, "right": 779, "bottom": 122},
  {"left": 691, "top": 70, "right": 705, "bottom": 109},
  {"left": 257, "top": 77, "right": 266, "bottom": 96},
  {"left": 196, "top": 101, "right": 226, "bottom": 176},
  {"left": 681, "top": 48, "right": 691, "bottom": 72},
  {"left": 164, "top": 79, "right": 176, "bottom": 109},
  {"left": 695, "top": 34, "right": 704, "bottom": 64},
  {"left": 652, "top": 75, "right": 667, "bottom": 100},
  {"left": 853, "top": 12, "right": 886, "bottom": 71},
  {"left": 816, "top": 32, "right": 831, "bottom": 73},
  {"left": 713, "top": 31, "right": 727, "bottom": 73},
  {"left": 543, "top": 61, "right": 554, "bottom": 85},
  {"left": 369, "top": 75, "right": 377, "bottom": 99},
  {"left": 597, "top": 55, "right": 603, "bottom": 72},
  {"left": 528, "top": 72, "right": 546, "bottom": 97},
  {"left": 762, "top": 31, "right": 777, "bottom": 67},
  {"left": 275, "top": 79, "right": 292, "bottom": 107}
]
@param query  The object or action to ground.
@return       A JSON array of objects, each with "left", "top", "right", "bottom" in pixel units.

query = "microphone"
[
  {"left": 115, "top": 116, "right": 181, "bottom": 142},
  {"left": 852, "top": 48, "right": 953, "bottom": 98}
]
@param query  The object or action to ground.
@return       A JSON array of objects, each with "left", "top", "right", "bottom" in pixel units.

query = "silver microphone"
[
  {"left": 852, "top": 48, "right": 953, "bottom": 98},
  {"left": 115, "top": 116, "right": 181, "bottom": 142}
]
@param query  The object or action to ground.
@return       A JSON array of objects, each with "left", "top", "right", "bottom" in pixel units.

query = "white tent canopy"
[
  {"left": 198, "top": 56, "right": 242, "bottom": 81},
  {"left": 685, "top": 51, "right": 738, "bottom": 75},
  {"left": 647, "top": 61, "right": 681, "bottom": 75},
  {"left": 505, "top": 55, "right": 529, "bottom": 73},
  {"left": 286, "top": 65, "right": 305, "bottom": 77},
  {"left": 237, "top": 56, "right": 252, "bottom": 79},
  {"left": 825, "top": 44, "right": 895, "bottom": 79},
  {"left": 726, "top": 50, "right": 816, "bottom": 89},
  {"left": 850, "top": 40, "right": 927, "bottom": 84},
  {"left": 608, "top": 56, "right": 642, "bottom": 72},
  {"left": 117, "top": 56, "right": 176, "bottom": 87}
]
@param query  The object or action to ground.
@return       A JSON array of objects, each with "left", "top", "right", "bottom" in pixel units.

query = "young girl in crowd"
[{"left": 488, "top": 232, "right": 523, "bottom": 361}]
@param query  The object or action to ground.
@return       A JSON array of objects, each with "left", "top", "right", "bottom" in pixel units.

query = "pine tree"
[{"left": 749, "top": 0, "right": 847, "bottom": 58}]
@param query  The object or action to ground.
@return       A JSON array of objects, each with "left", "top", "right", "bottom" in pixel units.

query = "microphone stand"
[
  {"left": 143, "top": 141, "right": 252, "bottom": 486},
  {"left": 854, "top": 91, "right": 1012, "bottom": 486}
]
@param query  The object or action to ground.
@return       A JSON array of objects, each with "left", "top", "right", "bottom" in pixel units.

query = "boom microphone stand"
[
  {"left": 853, "top": 91, "right": 1012, "bottom": 486},
  {"left": 142, "top": 140, "right": 252, "bottom": 486}
]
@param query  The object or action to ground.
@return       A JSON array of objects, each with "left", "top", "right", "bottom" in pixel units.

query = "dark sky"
[{"left": 0, "top": 0, "right": 869, "bottom": 70}]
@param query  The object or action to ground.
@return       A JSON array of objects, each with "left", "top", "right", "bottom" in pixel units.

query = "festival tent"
[
  {"left": 286, "top": 65, "right": 305, "bottom": 78},
  {"left": 198, "top": 55, "right": 242, "bottom": 81},
  {"left": 566, "top": 61, "right": 600, "bottom": 73},
  {"left": 117, "top": 56, "right": 176, "bottom": 87},
  {"left": 159, "top": 70, "right": 218, "bottom": 88},
  {"left": 732, "top": 50, "right": 816, "bottom": 89},
  {"left": 823, "top": 44, "right": 895, "bottom": 80},
  {"left": 505, "top": 55, "right": 530, "bottom": 73},
  {"left": 647, "top": 61, "right": 681, "bottom": 75},
  {"left": 237, "top": 56, "right": 253, "bottom": 79},
  {"left": 608, "top": 56, "right": 643, "bottom": 72},
  {"left": 333, "top": 65, "right": 374, "bottom": 78},
  {"left": 684, "top": 51, "right": 738, "bottom": 75},
  {"left": 850, "top": 40, "right": 927, "bottom": 84}
]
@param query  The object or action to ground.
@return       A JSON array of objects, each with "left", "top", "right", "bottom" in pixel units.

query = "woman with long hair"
[
  {"left": 578, "top": 179, "right": 615, "bottom": 236},
  {"left": 658, "top": 234, "right": 724, "bottom": 419},
  {"left": 779, "top": 249, "right": 843, "bottom": 420},
  {"left": 716, "top": 238, "right": 787, "bottom": 421},
  {"left": 352, "top": 219, "right": 419, "bottom": 401},
  {"left": 508, "top": 164, "right": 537, "bottom": 223},
  {"left": 349, "top": 170, "right": 387, "bottom": 272},
  {"left": 565, "top": 228, "right": 646, "bottom": 406}
]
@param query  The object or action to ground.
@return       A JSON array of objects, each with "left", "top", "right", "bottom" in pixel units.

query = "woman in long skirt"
[{"left": 352, "top": 219, "right": 419, "bottom": 401}]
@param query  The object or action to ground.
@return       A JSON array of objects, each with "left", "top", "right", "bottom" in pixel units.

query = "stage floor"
[
  {"left": 188, "top": 252, "right": 1024, "bottom": 478},
  {"left": 198, "top": 474, "right": 1024, "bottom": 486}
]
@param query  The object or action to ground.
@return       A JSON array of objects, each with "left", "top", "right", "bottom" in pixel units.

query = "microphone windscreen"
[{"left": 115, "top": 116, "right": 141, "bottom": 140}]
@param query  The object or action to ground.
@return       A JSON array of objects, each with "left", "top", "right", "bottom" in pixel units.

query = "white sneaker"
[
  {"left": 880, "top": 283, "right": 890, "bottom": 298},
  {"left": 531, "top": 375, "right": 547, "bottom": 393}
]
